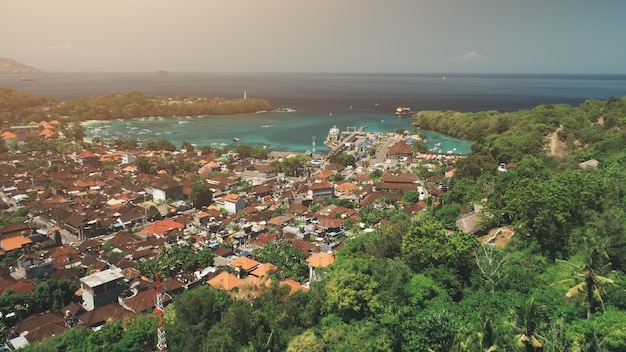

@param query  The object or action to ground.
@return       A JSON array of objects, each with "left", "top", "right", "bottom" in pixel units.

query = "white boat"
[
  {"left": 327, "top": 125, "right": 340, "bottom": 141},
  {"left": 233, "top": 138, "right": 240, "bottom": 142}
]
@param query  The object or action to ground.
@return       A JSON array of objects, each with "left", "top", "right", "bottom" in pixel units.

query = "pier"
[{"left": 325, "top": 126, "right": 368, "bottom": 156}]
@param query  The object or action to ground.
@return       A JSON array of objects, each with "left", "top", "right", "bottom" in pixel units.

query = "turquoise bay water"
[
  {"left": 86, "top": 108, "right": 472, "bottom": 154},
  {"left": 12, "top": 72, "right": 625, "bottom": 154}
]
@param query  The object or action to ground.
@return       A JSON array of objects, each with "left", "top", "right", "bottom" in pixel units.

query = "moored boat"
[{"left": 395, "top": 106, "right": 412, "bottom": 115}]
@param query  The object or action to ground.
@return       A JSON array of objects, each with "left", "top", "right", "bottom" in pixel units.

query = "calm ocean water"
[{"left": 3, "top": 72, "right": 626, "bottom": 153}]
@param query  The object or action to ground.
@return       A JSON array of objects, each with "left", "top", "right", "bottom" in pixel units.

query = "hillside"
[{"left": 0, "top": 57, "right": 48, "bottom": 74}]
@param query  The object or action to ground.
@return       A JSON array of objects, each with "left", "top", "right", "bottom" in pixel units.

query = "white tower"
[{"left": 312, "top": 136, "right": 316, "bottom": 155}]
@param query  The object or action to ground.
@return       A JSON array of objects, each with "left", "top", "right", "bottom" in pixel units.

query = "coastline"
[
  {"left": 81, "top": 119, "right": 101, "bottom": 127},
  {"left": 81, "top": 120, "right": 101, "bottom": 144},
  {"left": 81, "top": 111, "right": 472, "bottom": 154}
]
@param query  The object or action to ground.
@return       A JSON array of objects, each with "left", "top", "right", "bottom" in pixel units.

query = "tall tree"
[
  {"left": 189, "top": 183, "right": 213, "bottom": 208},
  {"left": 554, "top": 258, "right": 620, "bottom": 319}
]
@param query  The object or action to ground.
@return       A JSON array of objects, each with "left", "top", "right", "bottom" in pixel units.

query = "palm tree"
[
  {"left": 452, "top": 317, "right": 499, "bottom": 352},
  {"left": 553, "top": 258, "right": 618, "bottom": 319},
  {"left": 510, "top": 297, "right": 546, "bottom": 352},
  {"left": 553, "top": 235, "right": 622, "bottom": 319}
]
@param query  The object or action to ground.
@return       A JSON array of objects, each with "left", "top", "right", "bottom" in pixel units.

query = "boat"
[
  {"left": 273, "top": 107, "right": 296, "bottom": 113},
  {"left": 21, "top": 76, "right": 36, "bottom": 81},
  {"left": 327, "top": 125, "right": 340, "bottom": 141},
  {"left": 232, "top": 137, "right": 240, "bottom": 142},
  {"left": 395, "top": 106, "right": 412, "bottom": 115}
]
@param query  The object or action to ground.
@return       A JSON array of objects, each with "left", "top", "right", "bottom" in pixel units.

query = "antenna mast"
[{"left": 155, "top": 272, "right": 168, "bottom": 352}]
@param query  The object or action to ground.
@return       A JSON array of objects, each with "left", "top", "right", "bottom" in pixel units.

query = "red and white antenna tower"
[{"left": 155, "top": 272, "right": 168, "bottom": 352}]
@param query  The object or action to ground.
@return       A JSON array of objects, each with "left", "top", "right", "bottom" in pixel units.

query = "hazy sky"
[{"left": 2, "top": 0, "right": 625, "bottom": 73}]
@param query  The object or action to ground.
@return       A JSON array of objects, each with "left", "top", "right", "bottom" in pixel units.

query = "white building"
[{"left": 80, "top": 268, "right": 125, "bottom": 311}]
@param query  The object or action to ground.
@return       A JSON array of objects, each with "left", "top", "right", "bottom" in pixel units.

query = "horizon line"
[{"left": 7, "top": 71, "right": 626, "bottom": 76}]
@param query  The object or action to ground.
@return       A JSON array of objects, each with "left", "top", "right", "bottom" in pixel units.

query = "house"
[
  {"left": 387, "top": 140, "right": 413, "bottom": 159},
  {"left": 308, "top": 181, "right": 334, "bottom": 200},
  {"left": 229, "top": 256, "right": 261, "bottom": 277},
  {"left": 207, "top": 271, "right": 241, "bottom": 290},
  {"left": 215, "top": 194, "right": 245, "bottom": 214},
  {"left": 0, "top": 235, "right": 33, "bottom": 252},
  {"left": 80, "top": 268, "right": 125, "bottom": 311},
  {"left": 151, "top": 175, "right": 184, "bottom": 202},
  {"left": 306, "top": 252, "right": 335, "bottom": 281},
  {"left": 47, "top": 245, "right": 82, "bottom": 270},
  {"left": 1, "top": 130, "right": 17, "bottom": 146},
  {"left": 77, "top": 302, "right": 134, "bottom": 329},
  {"left": 249, "top": 263, "right": 278, "bottom": 278},
  {"left": 253, "top": 164, "right": 278, "bottom": 179},
  {"left": 277, "top": 278, "right": 308, "bottom": 295},
  {"left": 0, "top": 279, "right": 37, "bottom": 296},
  {"left": 16, "top": 254, "right": 54, "bottom": 279},
  {"left": 12, "top": 312, "right": 67, "bottom": 347},
  {"left": 140, "top": 218, "right": 185, "bottom": 237},
  {"left": 121, "top": 153, "right": 137, "bottom": 165},
  {"left": 121, "top": 284, "right": 172, "bottom": 314},
  {"left": 374, "top": 171, "right": 419, "bottom": 193},
  {"left": 456, "top": 204, "right": 484, "bottom": 235}
]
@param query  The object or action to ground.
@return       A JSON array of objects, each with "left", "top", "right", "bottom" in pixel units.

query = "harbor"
[{"left": 324, "top": 125, "right": 369, "bottom": 156}]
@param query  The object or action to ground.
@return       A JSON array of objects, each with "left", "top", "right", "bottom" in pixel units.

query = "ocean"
[{"left": 3, "top": 72, "right": 626, "bottom": 153}]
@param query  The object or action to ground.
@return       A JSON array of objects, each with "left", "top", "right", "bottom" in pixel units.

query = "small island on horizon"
[{"left": 0, "top": 57, "right": 48, "bottom": 75}]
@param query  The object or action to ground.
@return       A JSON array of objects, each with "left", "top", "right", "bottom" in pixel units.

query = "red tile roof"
[
  {"left": 229, "top": 256, "right": 261, "bottom": 271},
  {"left": 207, "top": 272, "right": 241, "bottom": 290},
  {"left": 1, "top": 279, "right": 37, "bottom": 295},
  {"left": 306, "top": 252, "right": 335, "bottom": 268},
  {"left": 141, "top": 219, "right": 184, "bottom": 236},
  {"left": 1, "top": 236, "right": 33, "bottom": 251},
  {"left": 249, "top": 263, "right": 278, "bottom": 278}
]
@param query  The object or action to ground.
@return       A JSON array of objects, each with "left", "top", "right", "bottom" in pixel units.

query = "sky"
[{"left": 2, "top": 0, "right": 626, "bottom": 73}]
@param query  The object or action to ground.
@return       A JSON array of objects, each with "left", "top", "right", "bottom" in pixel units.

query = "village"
[{"left": 0, "top": 119, "right": 476, "bottom": 349}]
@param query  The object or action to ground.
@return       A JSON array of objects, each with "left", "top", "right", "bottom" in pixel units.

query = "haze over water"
[{"left": 3, "top": 72, "right": 626, "bottom": 153}]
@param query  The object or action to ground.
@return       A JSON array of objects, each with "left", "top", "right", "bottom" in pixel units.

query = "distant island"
[{"left": 0, "top": 57, "right": 48, "bottom": 75}]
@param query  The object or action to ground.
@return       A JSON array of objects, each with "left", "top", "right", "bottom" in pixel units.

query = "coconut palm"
[
  {"left": 452, "top": 316, "right": 499, "bottom": 352},
  {"left": 554, "top": 258, "right": 618, "bottom": 319},
  {"left": 510, "top": 297, "right": 546, "bottom": 352},
  {"left": 553, "top": 240, "right": 621, "bottom": 319}
]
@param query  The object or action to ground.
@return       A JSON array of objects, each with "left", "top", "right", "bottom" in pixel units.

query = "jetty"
[{"left": 325, "top": 125, "right": 368, "bottom": 156}]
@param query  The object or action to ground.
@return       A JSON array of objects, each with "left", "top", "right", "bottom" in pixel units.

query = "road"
[
  {"left": 371, "top": 135, "right": 400, "bottom": 165},
  {"left": 31, "top": 216, "right": 81, "bottom": 246}
]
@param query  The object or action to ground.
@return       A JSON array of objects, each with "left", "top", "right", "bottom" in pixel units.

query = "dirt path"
[{"left": 547, "top": 124, "right": 567, "bottom": 159}]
